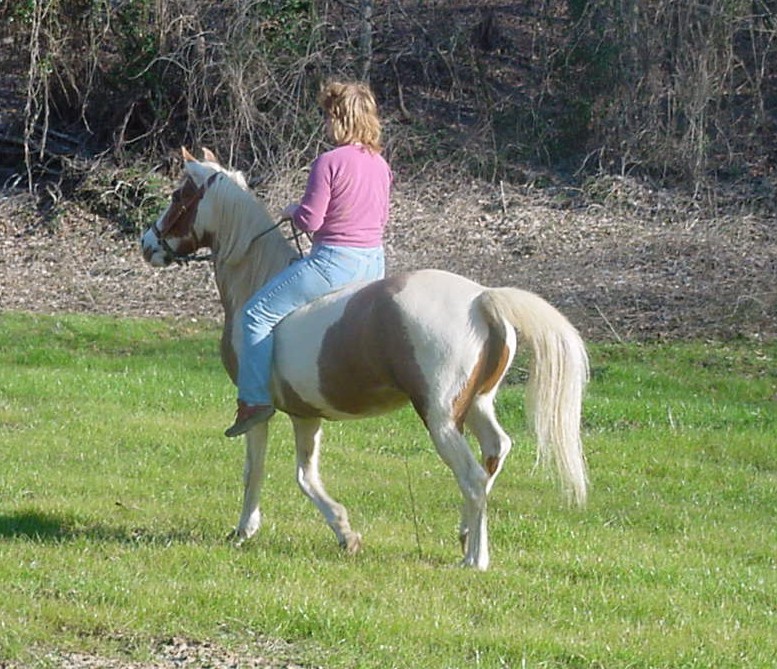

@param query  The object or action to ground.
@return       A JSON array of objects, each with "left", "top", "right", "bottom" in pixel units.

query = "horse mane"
[{"left": 201, "top": 167, "right": 292, "bottom": 269}]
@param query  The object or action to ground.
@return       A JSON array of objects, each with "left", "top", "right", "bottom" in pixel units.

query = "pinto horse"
[{"left": 141, "top": 147, "right": 589, "bottom": 570}]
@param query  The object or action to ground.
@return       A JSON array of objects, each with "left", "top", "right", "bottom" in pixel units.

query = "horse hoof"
[
  {"left": 341, "top": 532, "right": 362, "bottom": 555},
  {"left": 460, "top": 556, "right": 489, "bottom": 571},
  {"left": 234, "top": 512, "right": 261, "bottom": 542},
  {"left": 227, "top": 528, "right": 247, "bottom": 546}
]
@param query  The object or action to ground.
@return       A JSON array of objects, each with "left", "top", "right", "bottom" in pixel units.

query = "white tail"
[{"left": 479, "top": 288, "right": 589, "bottom": 506}]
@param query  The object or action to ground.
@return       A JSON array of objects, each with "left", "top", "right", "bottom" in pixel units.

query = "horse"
[{"left": 141, "top": 147, "right": 589, "bottom": 570}]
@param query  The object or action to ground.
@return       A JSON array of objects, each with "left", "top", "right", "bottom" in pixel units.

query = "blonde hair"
[{"left": 318, "top": 80, "right": 382, "bottom": 153}]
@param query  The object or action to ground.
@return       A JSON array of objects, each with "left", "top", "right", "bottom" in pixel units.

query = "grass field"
[{"left": 1, "top": 312, "right": 775, "bottom": 668}]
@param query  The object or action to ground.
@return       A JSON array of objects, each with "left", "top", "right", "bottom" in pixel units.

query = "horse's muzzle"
[{"left": 140, "top": 232, "right": 173, "bottom": 267}]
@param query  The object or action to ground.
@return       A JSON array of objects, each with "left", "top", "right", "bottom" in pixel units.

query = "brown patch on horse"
[
  {"left": 318, "top": 274, "right": 426, "bottom": 420},
  {"left": 162, "top": 176, "right": 203, "bottom": 237},
  {"left": 159, "top": 172, "right": 220, "bottom": 255},
  {"left": 478, "top": 335, "right": 511, "bottom": 395},
  {"left": 452, "top": 326, "right": 510, "bottom": 432}
]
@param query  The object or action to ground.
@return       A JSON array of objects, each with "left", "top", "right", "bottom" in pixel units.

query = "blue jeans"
[{"left": 237, "top": 244, "right": 385, "bottom": 406}]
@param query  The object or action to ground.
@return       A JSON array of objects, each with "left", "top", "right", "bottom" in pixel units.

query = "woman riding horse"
[{"left": 226, "top": 80, "right": 393, "bottom": 437}]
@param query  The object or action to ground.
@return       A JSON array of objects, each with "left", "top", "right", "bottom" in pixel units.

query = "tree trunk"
[{"left": 359, "top": 0, "right": 373, "bottom": 81}]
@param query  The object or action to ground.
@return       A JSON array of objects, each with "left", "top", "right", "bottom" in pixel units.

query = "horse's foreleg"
[
  {"left": 427, "top": 417, "right": 490, "bottom": 570},
  {"left": 465, "top": 394, "right": 512, "bottom": 496},
  {"left": 292, "top": 417, "right": 362, "bottom": 554},
  {"left": 234, "top": 422, "right": 269, "bottom": 543}
]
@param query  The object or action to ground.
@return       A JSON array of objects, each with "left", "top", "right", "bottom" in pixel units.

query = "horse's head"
[{"left": 141, "top": 147, "right": 248, "bottom": 267}]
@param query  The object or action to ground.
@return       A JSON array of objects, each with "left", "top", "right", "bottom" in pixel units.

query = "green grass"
[{"left": 1, "top": 311, "right": 775, "bottom": 668}]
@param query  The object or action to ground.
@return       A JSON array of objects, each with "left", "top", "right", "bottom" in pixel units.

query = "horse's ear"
[
  {"left": 202, "top": 147, "right": 219, "bottom": 164},
  {"left": 181, "top": 146, "right": 197, "bottom": 163}
]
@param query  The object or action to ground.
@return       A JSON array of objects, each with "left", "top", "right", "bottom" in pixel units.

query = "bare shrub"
[
  {"left": 555, "top": 0, "right": 777, "bottom": 182},
  {"left": 2, "top": 1, "right": 777, "bottom": 189},
  {"left": 2, "top": 1, "right": 339, "bottom": 180}
]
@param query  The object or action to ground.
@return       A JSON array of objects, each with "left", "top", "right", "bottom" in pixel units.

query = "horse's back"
[{"left": 272, "top": 270, "right": 489, "bottom": 419}]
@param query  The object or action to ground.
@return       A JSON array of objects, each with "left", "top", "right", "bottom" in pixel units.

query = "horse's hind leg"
[
  {"left": 466, "top": 393, "right": 512, "bottom": 495},
  {"left": 292, "top": 416, "right": 362, "bottom": 554},
  {"left": 426, "top": 416, "right": 490, "bottom": 570},
  {"left": 235, "top": 422, "right": 269, "bottom": 543}
]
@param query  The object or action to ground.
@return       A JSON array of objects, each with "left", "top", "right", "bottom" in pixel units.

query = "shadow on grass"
[{"left": 0, "top": 509, "right": 203, "bottom": 545}]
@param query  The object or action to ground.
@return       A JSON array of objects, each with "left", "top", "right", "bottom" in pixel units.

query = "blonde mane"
[{"left": 200, "top": 168, "right": 275, "bottom": 266}]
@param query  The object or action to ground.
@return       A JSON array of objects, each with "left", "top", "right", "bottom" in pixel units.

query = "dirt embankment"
[{"left": 2, "top": 173, "right": 775, "bottom": 342}]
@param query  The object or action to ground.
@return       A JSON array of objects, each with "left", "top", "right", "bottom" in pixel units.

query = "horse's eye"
[{"left": 172, "top": 190, "right": 182, "bottom": 202}]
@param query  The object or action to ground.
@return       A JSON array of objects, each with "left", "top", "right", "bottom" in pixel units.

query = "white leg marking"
[
  {"left": 235, "top": 422, "right": 269, "bottom": 543},
  {"left": 292, "top": 417, "right": 362, "bottom": 554},
  {"left": 427, "top": 416, "right": 490, "bottom": 570}
]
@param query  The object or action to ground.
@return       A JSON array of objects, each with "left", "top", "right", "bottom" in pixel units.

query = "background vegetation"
[
  {"left": 1, "top": 312, "right": 775, "bottom": 667},
  {"left": 2, "top": 0, "right": 777, "bottom": 191}
]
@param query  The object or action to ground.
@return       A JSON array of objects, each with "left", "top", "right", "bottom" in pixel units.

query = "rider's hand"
[{"left": 280, "top": 203, "right": 299, "bottom": 221}]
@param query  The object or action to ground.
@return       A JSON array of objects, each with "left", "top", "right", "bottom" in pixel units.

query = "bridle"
[
  {"left": 148, "top": 170, "right": 310, "bottom": 265},
  {"left": 149, "top": 171, "right": 219, "bottom": 265},
  {"left": 149, "top": 172, "right": 310, "bottom": 265},
  {"left": 150, "top": 219, "right": 210, "bottom": 265}
]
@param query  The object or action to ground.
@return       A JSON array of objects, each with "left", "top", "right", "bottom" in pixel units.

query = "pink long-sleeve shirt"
[{"left": 291, "top": 144, "right": 392, "bottom": 248}]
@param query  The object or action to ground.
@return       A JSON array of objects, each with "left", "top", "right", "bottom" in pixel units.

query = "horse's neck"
[
  {"left": 205, "top": 183, "right": 298, "bottom": 380},
  {"left": 214, "top": 233, "right": 297, "bottom": 323}
]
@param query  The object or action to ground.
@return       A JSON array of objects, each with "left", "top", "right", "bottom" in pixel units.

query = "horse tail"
[{"left": 478, "top": 287, "right": 589, "bottom": 506}]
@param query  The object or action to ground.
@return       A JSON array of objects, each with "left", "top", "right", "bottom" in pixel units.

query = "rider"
[{"left": 225, "top": 80, "right": 393, "bottom": 437}]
